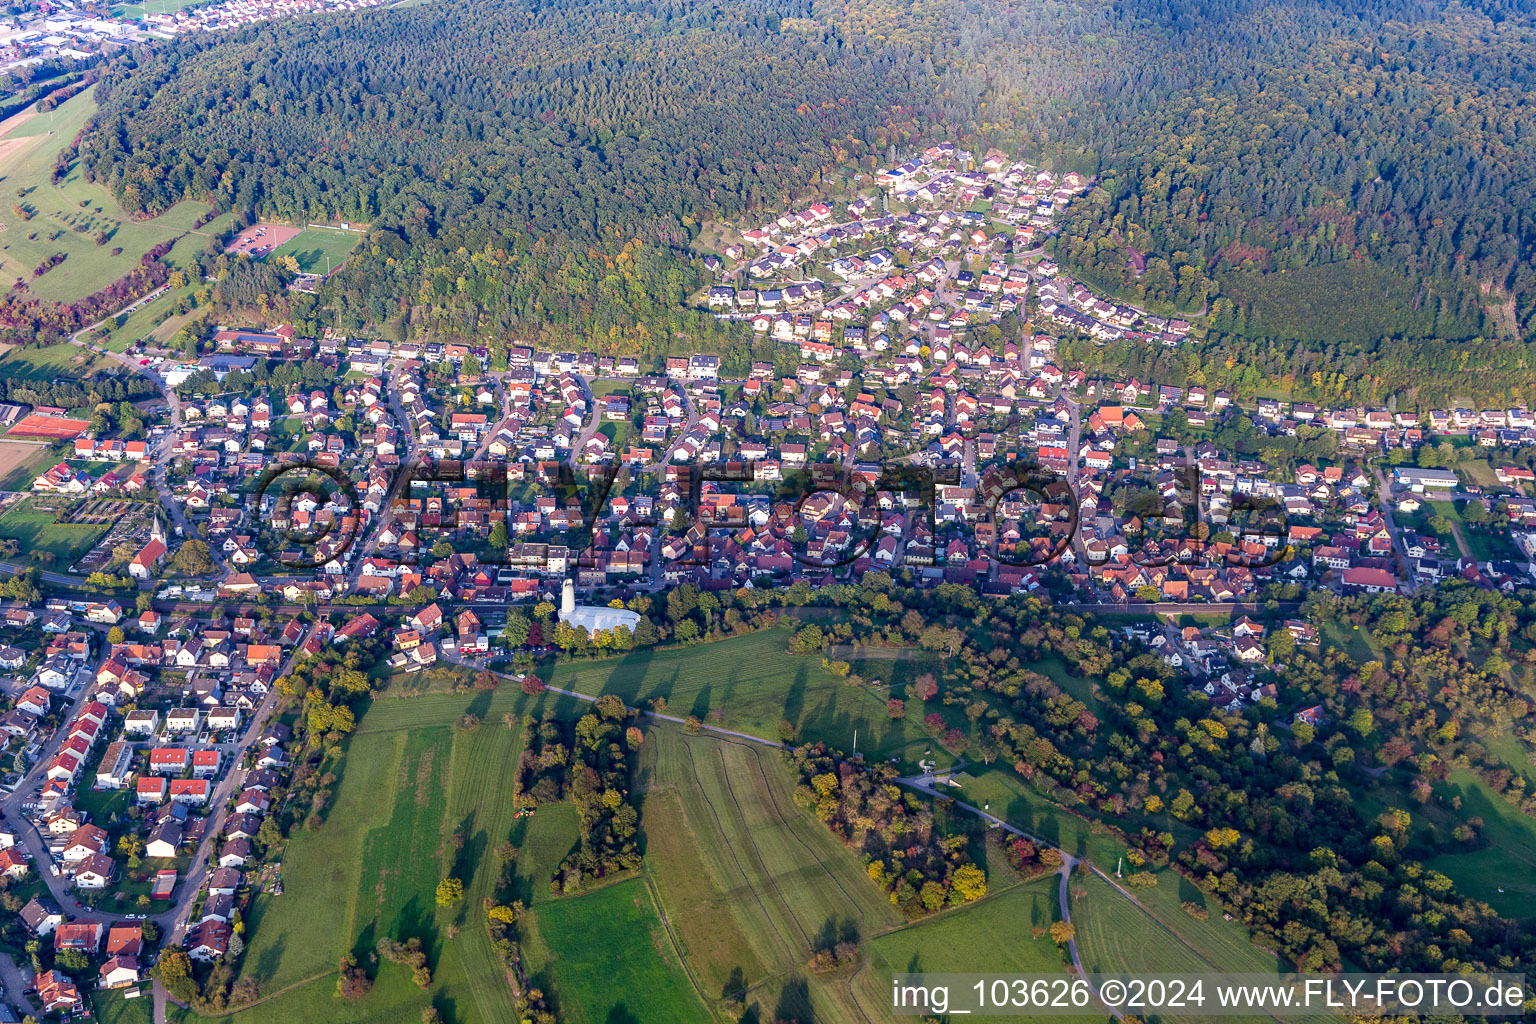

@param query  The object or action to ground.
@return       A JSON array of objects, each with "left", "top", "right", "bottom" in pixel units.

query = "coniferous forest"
[{"left": 74, "top": 0, "right": 1536, "bottom": 360}]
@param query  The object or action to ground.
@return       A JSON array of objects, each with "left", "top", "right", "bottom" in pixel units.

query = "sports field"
[
  {"left": 223, "top": 223, "right": 302, "bottom": 258},
  {"left": 269, "top": 225, "right": 363, "bottom": 274},
  {"left": 6, "top": 413, "right": 89, "bottom": 439},
  {"left": 111, "top": 0, "right": 213, "bottom": 18},
  {"left": 0, "top": 90, "right": 211, "bottom": 304}
]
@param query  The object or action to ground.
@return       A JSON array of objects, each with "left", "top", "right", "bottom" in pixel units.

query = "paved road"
[
  {"left": 166, "top": 622, "right": 317, "bottom": 949},
  {"left": 66, "top": 321, "right": 218, "bottom": 573},
  {"left": 147, "top": 624, "right": 315, "bottom": 1023},
  {"left": 0, "top": 638, "right": 127, "bottom": 918},
  {"left": 897, "top": 773, "right": 1126, "bottom": 1017},
  {"left": 347, "top": 360, "right": 420, "bottom": 584},
  {"left": 1371, "top": 466, "right": 1420, "bottom": 591},
  {"left": 0, "top": 951, "right": 38, "bottom": 1017}
]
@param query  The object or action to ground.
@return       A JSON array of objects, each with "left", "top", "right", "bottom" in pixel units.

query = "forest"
[
  {"left": 69, "top": 0, "right": 1536, "bottom": 363},
  {"left": 78, "top": 0, "right": 940, "bottom": 356}
]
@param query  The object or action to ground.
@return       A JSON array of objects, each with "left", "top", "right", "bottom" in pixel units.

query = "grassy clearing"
[
  {"left": 371, "top": 626, "right": 952, "bottom": 767},
  {"left": 233, "top": 727, "right": 406, "bottom": 995},
  {"left": 547, "top": 626, "right": 949, "bottom": 765},
  {"left": 1480, "top": 728, "right": 1536, "bottom": 790},
  {"left": 101, "top": 283, "right": 195, "bottom": 352},
  {"left": 0, "top": 498, "right": 109, "bottom": 562},
  {"left": 93, "top": 988, "right": 154, "bottom": 1024},
  {"left": 942, "top": 767, "right": 1128, "bottom": 872},
  {"left": 269, "top": 225, "right": 362, "bottom": 274},
  {"left": 1457, "top": 459, "right": 1502, "bottom": 491},
  {"left": 1320, "top": 618, "right": 1379, "bottom": 664},
  {"left": 1423, "top": 769, "right": 1536, "bottom": 918},
  {"left": 0, "top": 341, "right": 107, "bottom": 379},
  {"left": 0, "top": 90, "right": 210, "bottom": 304}
]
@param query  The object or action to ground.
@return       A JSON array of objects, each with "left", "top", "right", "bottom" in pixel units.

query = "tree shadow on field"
[
  {"left": 392, "top": 894, "right": 440, "bottom": 963},
  {"left": 606, "top": 644, "right": 654, "bottom": 705},
  {"left": 466, "top": 688, "right": 493, "bottom": 721},
  {"left": 811, "top": 914, "right": 859, "bottom": 953},
  {"left": 449, "top": 814, "right": 488, "bottom": 924},
  {"left": 349, "top": 918, "right": 376, "bottom": 969},
  {"left": 250, "top": 932, "right": 286, "bottom": 983},
  {"left": 689, "top": 682, "right": 713, "bottom": 723},
  {"left": 773, "top": 976, "right": 812, "bottom": 1023},
  {"left": 604, "top": 1005, "right": 641, "bottom": 1024},
  {"left": 783, "top": 666, "right": 807, "bottom": 732},
  {"left": 431, "top": 990, "right": 459, "bottom": 1024}
]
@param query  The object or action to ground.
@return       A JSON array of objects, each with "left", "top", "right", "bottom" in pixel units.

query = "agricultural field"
[
  {"left": 1072, "top": 873, "right": 1295, "bottom": 1024},
  {"left": 520, "top": 878, "right": 712, "bottom": 1024},
  {"left": 0, "top": 438, "right": 52, "bottom": 490},
  {"left": 268, "top": 225, "right": 363, "bottom": 274},
  {"left": 0, "top": 495, "right": 110, "bottom": 563},
  {"left": 635, "top": 727, "right": 901, "bottom": 1024},
  {"left": 199, "top": 634, "right": 1325, "bottom": 1024},
  {"left": 0, "top": 90, "right": 211, "bottom": 304},
  {"left": 192, "top": 688, "right": 590, "bottom": 1024},
  {"left": 851, "top": 876, "right": 1068, "bottom": 1023}
]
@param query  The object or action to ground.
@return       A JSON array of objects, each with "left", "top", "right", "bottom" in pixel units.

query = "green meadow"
[{"left": 0, "top": 90, "right": 211, "bottom": 305}]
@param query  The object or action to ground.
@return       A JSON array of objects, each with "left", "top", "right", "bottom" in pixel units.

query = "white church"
[{"left": 559, "top": 578, "right": 640, "bottom": 634}]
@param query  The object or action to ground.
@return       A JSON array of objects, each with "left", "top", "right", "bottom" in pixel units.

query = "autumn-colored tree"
[{"left": 435, "top": 877, "right": 464, "bottom": 905}]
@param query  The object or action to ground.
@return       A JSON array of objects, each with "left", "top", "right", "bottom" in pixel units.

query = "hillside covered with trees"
[{"left": 75, "top": 0, "right": 1536, "bottom": 362}]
